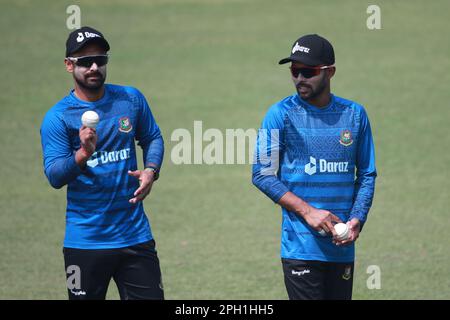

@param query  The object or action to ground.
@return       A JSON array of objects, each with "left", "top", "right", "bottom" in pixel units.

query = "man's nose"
[
  {"left": 297, "top": 73, "right": 307, "bottom": 81},
  {"left": 89, "top": 63, "right": 99, "bottom": 71}
]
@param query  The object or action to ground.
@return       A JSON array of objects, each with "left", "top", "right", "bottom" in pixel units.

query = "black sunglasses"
[
  {"left": 290, "top": 65, "right": 334, "bottom": 79},
  {"left": 67, "top": 55, "right": 109, "bottom": 68}
]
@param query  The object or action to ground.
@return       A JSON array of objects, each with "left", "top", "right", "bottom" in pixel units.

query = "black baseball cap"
[
  {"left": 278, "top": 34, "right": 335, "bottom": 66},
  {"left": 65, "top": 26, "right": 110, "bottom": 57}
]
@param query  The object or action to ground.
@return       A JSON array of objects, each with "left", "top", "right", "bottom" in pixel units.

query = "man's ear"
[{"left": 64, "top": 58, "right": 74, "bottom": 73}]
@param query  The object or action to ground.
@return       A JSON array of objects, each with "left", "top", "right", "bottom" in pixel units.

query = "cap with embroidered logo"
[
  {"left": 278, "top": 34, "right": 335, "bottom": 66},
  {"left": 65, "top": 26, "right": 110, "bottom": 57}
]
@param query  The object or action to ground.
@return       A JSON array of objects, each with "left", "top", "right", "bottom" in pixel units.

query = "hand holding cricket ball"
[
  {"left": 333, "top": 219, "right": 361, "bottom": 246},
  {"left": 318, "top": 222, "right": 349, "bottom": 238},
  {"left": 318, "top": 218, "right": 361, "bottom": 246},
  {"left": 79, "top": 111, "right": 99, "bottom": 157},
  {"left": 81, "top": 110, "right": 99, "bottom": 129}
]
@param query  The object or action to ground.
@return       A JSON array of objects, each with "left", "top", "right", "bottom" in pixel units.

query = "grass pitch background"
[{"left": 0, "top": 0, "right": 449, "bottom": 299}]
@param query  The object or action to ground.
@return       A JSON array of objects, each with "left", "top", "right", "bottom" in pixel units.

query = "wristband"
[{"left": 144, "top": 166, "right": 160, "bottom": 180}]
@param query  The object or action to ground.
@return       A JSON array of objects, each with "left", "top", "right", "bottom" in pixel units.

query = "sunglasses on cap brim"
[
  {"left": 66, "top": 54, "right": 109, "bottom": 68},
  {"left": 290, "top": 65, "right": 334, "bottom": 79}
]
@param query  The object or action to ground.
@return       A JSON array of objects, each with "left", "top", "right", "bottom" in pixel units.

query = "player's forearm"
[
  {"left": 45, "top": 155, "right": 83, "bottom": 189},
  {"left": 74, "top": 147, "right": 92, "bottom": 168},
  {"left": 352, "top": 110, "right": 377, "bottom": 225},
  {"left": 277, "top": 191, "right": 312, "bottom": 219},
  {"left": 142, "top": 136, "right": 164, "bottom": 168},
  {"left": 349, "top": 173, "right": 376, "bottom": 225}
]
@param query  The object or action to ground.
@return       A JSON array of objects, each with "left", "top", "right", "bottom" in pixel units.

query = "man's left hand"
[
  {"left": 128, "top": 169, "right": 155, "bottom": 204},
  {"left": 333, "top": 218, "right": 361, "bottom": 246}
]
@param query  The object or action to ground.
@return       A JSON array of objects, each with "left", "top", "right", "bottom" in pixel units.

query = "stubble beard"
[
  {"left": 296, "top": 73, "right": 327, "bottom": 101},
  {"left": 73, "top": 68, "right": 106, "bottom": 92}
]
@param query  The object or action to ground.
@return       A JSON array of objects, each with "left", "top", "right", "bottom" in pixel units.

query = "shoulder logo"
[
  {"left": 339, "top": 129, "right": 353, "bottom": 146},
  {"left": 119, "top": 117, "right": 132, "bottom": 133}
]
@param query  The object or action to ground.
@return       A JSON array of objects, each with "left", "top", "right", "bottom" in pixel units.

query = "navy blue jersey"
[
  {"left": 253, "top": 93, "right": 376, "bottom": 262},
  {"left": 40, "top": 84, "right": 164, "bottom": 249}
]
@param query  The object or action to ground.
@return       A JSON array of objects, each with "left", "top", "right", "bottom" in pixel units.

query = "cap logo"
[
  {"left": 76, "top": 32, "right": 84, "bottom": 42},
  {"left": 76, "top": 31, "right": 101, "bottom": 43},
  {"left": 84, "top": 32, "right": 101, "bottom": 39},
  {"left": 292, "top": 42, "right": 310, "bottom": 54}
]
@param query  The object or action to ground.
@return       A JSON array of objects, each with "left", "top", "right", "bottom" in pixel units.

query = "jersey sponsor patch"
[
  {"left": 304, "top": 156, "right": 349, "bottom": 175},
  {"left": 86, "top": 148, "right": 131, "bottom": 168}
]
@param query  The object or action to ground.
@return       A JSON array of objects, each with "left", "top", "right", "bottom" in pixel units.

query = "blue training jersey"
[
  {"left": 40, "top": 84, "right": 164, "bottom": 249},
  {"left": 252, "top": 93, "right": 376, "bottom": 262}
]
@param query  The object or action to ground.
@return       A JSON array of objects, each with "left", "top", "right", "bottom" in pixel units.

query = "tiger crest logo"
[
  {"left": 119, "top": 117, "right": 132, "bottom": 133},
  {"left": 342, "top": 265, "right": 352, "bottom": 281},
  {"left": 339, "top": 130, "right": 353, "bottom": 146}
]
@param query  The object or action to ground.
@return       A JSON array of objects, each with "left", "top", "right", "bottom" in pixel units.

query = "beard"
[
  {"left": 296, "top": 73, "right": 327, "bottom": 101},
  {"left": 73, "top": 67, "right": 106, "bottom": 91}
]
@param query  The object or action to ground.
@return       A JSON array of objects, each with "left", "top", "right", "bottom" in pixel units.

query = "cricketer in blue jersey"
[
  {"left": 40, "top": 26, "right": 164, "bottom": 300},
  {"left": 252, "top": 34, "right": 376, "bottom": 300}
]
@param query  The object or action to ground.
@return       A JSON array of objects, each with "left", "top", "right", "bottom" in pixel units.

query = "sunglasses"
[
  {"left": 290, "top": 65, "right": 334, "bottom": 79},
  {"left": 67, "top": 55, "right": 109, "bottom": 68}
]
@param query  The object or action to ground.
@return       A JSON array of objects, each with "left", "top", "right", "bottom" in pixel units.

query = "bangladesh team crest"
[
  {"left": 119, "top": 117, "right": 132, "bottom": 133},
  {"left": 339, "top": 130, "right": 353, "bottom": 146},
  {"left": 342, "top": 265, "right": 352, "bottom": 281}
]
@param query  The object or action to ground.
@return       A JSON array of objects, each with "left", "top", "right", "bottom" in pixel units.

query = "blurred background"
[{"left": 0, "top": 0, "right": 449, "bottom": 299}]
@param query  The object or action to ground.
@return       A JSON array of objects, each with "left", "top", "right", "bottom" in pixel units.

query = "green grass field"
[{"left": 0, "top": 0, "right": 449, "bottom": 299}]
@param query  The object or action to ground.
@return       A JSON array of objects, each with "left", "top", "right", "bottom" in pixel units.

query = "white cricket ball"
[
  {"left": 81, "top": 111, "right": 99, "bottom": 128},
  {"left": 334, "top": 223, "right": 350, "bottom": 241}
]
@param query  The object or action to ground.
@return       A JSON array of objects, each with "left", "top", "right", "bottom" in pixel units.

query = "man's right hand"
[
  {"left": 75, "top": 125, "right": 97, "bottom": 167},
  {"left": 278, "top": 192, "right": 343, "bottom": 237},
  {"left": 302, "top": 207, "right": 343, "bottom": 238}
]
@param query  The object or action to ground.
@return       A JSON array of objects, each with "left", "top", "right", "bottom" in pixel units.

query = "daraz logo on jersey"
[
  {"left": 86, "top": 148, "right": 131, "bottom": 168},
  {"left": 304, "top": 156, "right": 349, "bottom": 175}
]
